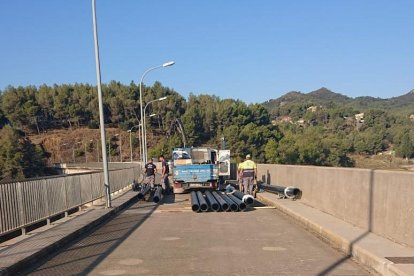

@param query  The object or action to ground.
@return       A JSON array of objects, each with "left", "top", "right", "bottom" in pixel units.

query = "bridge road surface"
[{"left": 24, "top": 194, "right": 372, "bottom": 275}]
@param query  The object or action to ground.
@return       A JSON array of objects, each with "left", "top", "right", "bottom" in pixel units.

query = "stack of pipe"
[
  {"left": 261, "top": 184, "right": 301, "bottom": 199},
  {"left": 190, "top": 191, "right": 252, "bottom": 212}
]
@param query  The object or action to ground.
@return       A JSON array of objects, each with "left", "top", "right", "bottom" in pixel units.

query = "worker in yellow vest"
[{"left": 237, "top": 154, "right": 257, "bottom": 195}]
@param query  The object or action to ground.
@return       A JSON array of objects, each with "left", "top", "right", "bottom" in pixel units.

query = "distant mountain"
[
  {"left": 262, "top": 87, "right": 414, "bottom": 114},
  {"left": 307, "top": 87, "right": 351, "bottom": 103},
  {"left": 388, "top": 90, "right": 414, "bottom": 106},
  {"left": 262, "top": 87, "right": 351, "bottom": 110},
  {"left": 263, "top": 91, "right": 303, "bottom": 107}
]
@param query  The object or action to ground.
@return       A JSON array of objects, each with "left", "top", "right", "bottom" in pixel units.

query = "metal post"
[
  {"left": 119, "top": 134, "right": 122, "bottom": 162},
  {"left": 109, "top": 139, "right": 111, "bottom": 163},
  {"left": 138, "top": 127, "right": 141, "bottom": 163},
  {"left": 129, "top": 130, "right": 133, "bottom": 162},
  {"left": 128, "top": 124, "right": 141, "bottom": 163},
  {"left": 92, "top": 0, "right": 111, "bottom": 208},
  {"left": 97, "top": 139, "right": 100, "bottom": 162}
]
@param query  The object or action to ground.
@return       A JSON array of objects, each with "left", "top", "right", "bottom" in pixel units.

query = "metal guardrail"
[{"left": 0, "top": 166, "right": 140, "bottom": 236}]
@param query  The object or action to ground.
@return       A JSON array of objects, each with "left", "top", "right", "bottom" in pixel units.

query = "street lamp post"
[
  {"left": 92, "top": 0, "right": 111, "bottom": 208},
  {"left": 127, "top": 129, "right": 133, "bottom": 163},
  {"left": 143, "top": 113, "right": 157, "bottom": 161},
  {"left": 84, "top": 143, "right": 87, "bottom": 163},
  {"left": 60, "top": 143, "right": 67, "bottom": 163},
  {"left": 139, "top": 61, "right": 174, "bottom": 164},
  {"left": 119, "top": 134, "right": 122, "bottom": 162},
  {"left": 108, "top": 134, "right": 119, "bottom": 163},
  {"left": 128, "top": 124, "right": 141, "bottom": 162},
  {"left": 108, "top": 139, "right": 111, "bottom": 163},
  {"left": 73, "top": 142, "right": 81, "bottom": 163},
  {"left": 96, "top": 139, "right": 100, "bottom": 162},
  {"left": 143, "top": 99, "right": 167, "bottom": 163}
]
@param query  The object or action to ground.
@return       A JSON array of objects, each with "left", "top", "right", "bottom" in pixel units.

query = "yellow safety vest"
[{"left": 238, "top": 160, "right": 257, "bottom": 177}]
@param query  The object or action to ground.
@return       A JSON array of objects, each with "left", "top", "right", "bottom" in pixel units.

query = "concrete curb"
[
  {"left": 257, "top": 192, "right": 414, "bottom": 276},
  {"left": 0, "top": 190, "right": 139, "bottom": 276}
]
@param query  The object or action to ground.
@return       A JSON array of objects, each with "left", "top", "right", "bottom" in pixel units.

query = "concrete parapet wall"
[{"left": 257, "top": 164, "right": 414, "bottom": 248}]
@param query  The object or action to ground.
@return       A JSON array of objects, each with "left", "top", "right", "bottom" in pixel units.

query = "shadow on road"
[{"left": 24, "top": 198, "right": 159, "bottom": 276}]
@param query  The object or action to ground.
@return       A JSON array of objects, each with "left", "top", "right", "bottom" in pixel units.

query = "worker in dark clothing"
[
  {"left": 159, "top": 154, "right": 170, "bottom": 194},
  {"left": 144, "top": 158, "right": 157, "bottom": 189}
]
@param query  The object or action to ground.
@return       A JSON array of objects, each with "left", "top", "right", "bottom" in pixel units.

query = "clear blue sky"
[{"left": 0, "top": 0, "right": 413, "bottom": 103}]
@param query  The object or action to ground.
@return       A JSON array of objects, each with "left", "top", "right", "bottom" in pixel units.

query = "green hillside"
[{"left": 1, "top": 83, "right": 413, "bottom": 181}]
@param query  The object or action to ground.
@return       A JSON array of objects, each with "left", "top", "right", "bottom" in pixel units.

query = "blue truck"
[{"left": 171, "top": 147, "right": 230, "bottom": 194}]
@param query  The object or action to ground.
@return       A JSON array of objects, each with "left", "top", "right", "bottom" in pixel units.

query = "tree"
[
  {"left": 296, "top": 127, "right": 325, "bottom": 165},
  {"left": 0, "top": 96, "right": 8, "bottom": 128},
  {"left": 182, "top": 96, "right": 203, "bottom": 146},
  {"left": 353, "top": 127, "right": 386, "bottom": 155},
  {"left": 0, "top": 125, "right": 48, "bottom": 181},
  {"left": 395, "top": 131, "right": 414, "bottom": 159},
  {"left": 264, "top": 139, "right": 278, "bottom": 163}
]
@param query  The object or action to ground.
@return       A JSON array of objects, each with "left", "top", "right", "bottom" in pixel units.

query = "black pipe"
[
  {"left": 261, "top": 184, "right": 301, "bottom": 199},
  {"left": 212, "top": 191, "right": 229, "bottom": 212},
  {"left": 233, "top": 190, "right": 254, "bottom": 205},
  {"left": 196, "top": 191, "right": 209, "bottom": 212},
  {"left": 137, "top": 185, "right": 151, "bottom": 199},
  {"left": 191, "top": 191, "right": 200, "bottom": 212},
  {"left": 153, "top": 186, "right": 163, "bottom": 203},
  {"left": 227, "top": 194, "right": 247, "bottom": 211},
  {"left": 205, "top": 191, "right": 220, "bottom": 212},
  {"left": 220, "top": 193, "right": 239, "bottom": 212}
]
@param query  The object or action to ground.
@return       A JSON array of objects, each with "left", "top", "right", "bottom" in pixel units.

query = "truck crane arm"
[{"left": 166, "top": 118, "right": 187, "bottom": 148}]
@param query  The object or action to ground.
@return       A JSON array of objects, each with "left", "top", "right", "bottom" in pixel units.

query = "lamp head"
[{"left": 162, "top": 61, "right": 175, "bottom": 67}]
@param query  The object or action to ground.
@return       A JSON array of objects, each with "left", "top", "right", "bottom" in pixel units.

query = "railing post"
[
  {"left": 16, "top": 182, "right": 27, "bottom": 235},
  {"left": 64, "top": 175, "right": 69, "bottom": 212},
  {"left": 90, "top": 173, "right": 94, "bottom": 206},
  {"left": 79, "top": 175, "right": 83, "bottom": 207},
  {"left": 42, "top": 179, "right": 50, "bottom": 225}
]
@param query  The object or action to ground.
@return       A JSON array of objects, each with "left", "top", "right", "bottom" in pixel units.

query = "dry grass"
[{"left": 351, "top": 154, "right": 414, "bottom": 171}]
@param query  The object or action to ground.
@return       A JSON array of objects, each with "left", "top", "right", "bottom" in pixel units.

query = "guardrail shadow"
[
  {"left": 25, "top": 197, "right": 159, "bottom": 275},
  {"left": 317, "top": 169, "right": 375, "bottom": 275}
]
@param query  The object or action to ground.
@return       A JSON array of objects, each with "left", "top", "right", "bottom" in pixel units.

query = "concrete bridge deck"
[{"left": 1, "top": 187, "right": 411, "bottom": 275}]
